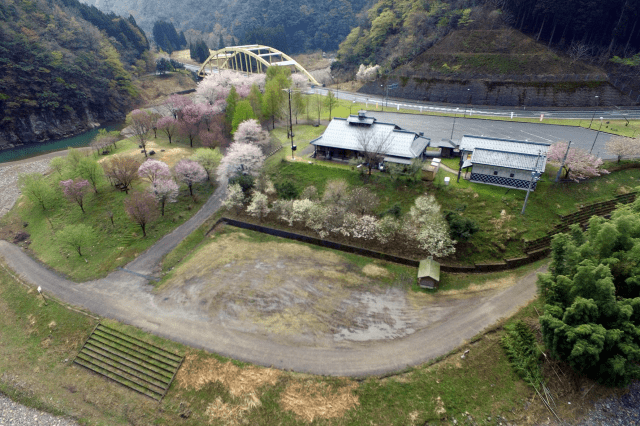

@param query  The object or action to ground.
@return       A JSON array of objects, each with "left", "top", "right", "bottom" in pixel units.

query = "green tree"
[
  {"left": 262, "top": 80, "right": 284, "bottom": 129},
  {"left": 324, "top": 91, "right": 339, "bottom": 121},
  {"left": 247, "top": 84, "right": 263, "bottom": 120},
  {"left": 291, "top": 91, "right": 305, "bottom": 124},
  {"left": 76, "top": 157, "right": 105, "bottom": 193},
  {"left": 57, "top": 224, "right": 95, "bottom": 256},
  {"left": 231, "top": 101, "right": 256, "bottom": 133},
  {"left": 538, "top": 203, "right": 640, "bottom": 386},
  {"left": 225, "top": 86, "right": 240, "bottom": 130},
  {"left": 190, "top": 147, "right": 223, "bottom": 181},
  {"left": 18, "top": 173, "right": 55, "bottom": 211}
]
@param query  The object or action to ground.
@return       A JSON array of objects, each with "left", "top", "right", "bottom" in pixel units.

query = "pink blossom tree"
[
  {"left": 548, "top": 142, "right": 609, "bottom": 181},
  {"left": 165, "top": 94, "right": 192, "bottom": 119},
  {"left": 217, "top": 142, "right": 266, "bottom": 181},
  {"left": 178, "top": 103, "right": 207, "bottom": 147},
  {"left": 157, "top": 116, "right": 179, "bottom": 144},
  {"left": 233, "top": 119, "right": 269, "bottom": 146},
  {"left": 174, "top": 159, "right": 207, "bottom": 196},
  {"left": 60, "top": 178, "right": 91, "bottom": 213},
  {"left": 124, "top": 191, "right": 159, "bottom": 237},
  {"left": 291, "top": 73, "right": 310, "bottom": 89},
  {"left": 130, "top": 109, "right": 153, "bottom": 157},
  {"left": 196, "top": 70, "right": 266, "bottom": 106},
  {"left": 138, "top": 159, "right": 171, "bottom": 183},
  {"left": 149, "top": 179, "right": 179, "bottom": 216}
]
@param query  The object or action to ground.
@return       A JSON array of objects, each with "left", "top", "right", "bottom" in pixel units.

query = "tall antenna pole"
[{"left": 288, "top": 89, "right": 295, "bottom": 160}]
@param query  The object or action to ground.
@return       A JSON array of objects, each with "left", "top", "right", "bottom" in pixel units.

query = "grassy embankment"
[
  {"left": 0, "top": 134, "right": 214, "bottom": 282},
  {"left": 219, "top": 123, "right": 640, "bottom": 265},
  {"left": 1, "top": 226, "right": 629, "bottom": 426}
]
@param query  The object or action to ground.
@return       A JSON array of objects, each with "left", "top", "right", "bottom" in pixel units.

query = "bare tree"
[
  {"left": 569, "top": 42, "right": 592, "bottom": 64},
  {"left": 355, "top": 127, "right": 393, "bottom": 176}
]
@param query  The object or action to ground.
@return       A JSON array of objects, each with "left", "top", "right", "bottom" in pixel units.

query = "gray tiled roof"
[
  {"left": 311, "top": 116, "right": 429, "bottom": 159},
  {"left": 459, "top": 135, "right": 550, "bottom": 155},
  {"left": 471, "top": 148, "right": 547, "bottom": 172}
]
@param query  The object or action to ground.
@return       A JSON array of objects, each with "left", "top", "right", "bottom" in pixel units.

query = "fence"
[
  {"left": 211, "top": 218, "right": 552, "bottom": 274},
  {"left": 607, "top": 73, "right": 640, "bottom": 104},
  {"left": 523, "top": 192, "right": 637, "bottom": 253}
]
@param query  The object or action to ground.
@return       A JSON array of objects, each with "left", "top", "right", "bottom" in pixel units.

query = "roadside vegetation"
[
  {"left": 1, "top": 255, "right": 630, "bottom": 425},
  {"left": 0, "top": 134, "right": 217, "bottom": 281}
]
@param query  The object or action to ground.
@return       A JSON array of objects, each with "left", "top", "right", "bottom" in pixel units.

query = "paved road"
[
  {"left": 0, "top": 169, "right": 545, "bottom": 377},
  {"left": 366, "top": 111, "right": 615, "bottom": 158}
]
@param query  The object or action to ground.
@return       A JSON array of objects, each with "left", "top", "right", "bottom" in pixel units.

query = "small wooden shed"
[{"left": 418, "top": 257, "right": 441, "bottom": 289}]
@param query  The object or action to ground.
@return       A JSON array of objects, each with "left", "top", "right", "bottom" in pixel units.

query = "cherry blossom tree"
[
  {"left": 165, "top": 94, "right": 192, "bottom": 119},
  {"left": 148, "top": 110, "right": 162, "bottom": 138},
  {"left": 157, "top": 116, "right": 179, "bottom": 144},
  {"left": 178, "top": 103, "right": 207, "bottom": 147},
  {"left": 104, "top": 156, "right": 141, "bottom": 194},
  {"left": 233, "top": 119, "right": 269, "bottom": 146},
  {"left": 124, "top": 191, "right": 159, "bottom": 237},
  {"left": 246, "top": 192, "right": 270, "bottom": 221},
  {"left": 190, "top": 148, "right": 223, "bottom": 181},
  {"left": 291, "top": 73, "right": 310, "bottom": 89},
  {"left": 196, "top": 70, "right": 265, "bottom": 106},
  {"left": 223, "top": 183, "right": 246, "bottom": 213},
  {"left": 605, "top": 136, "right": 640, "bottom": 163},
  {"left": 174, "top": 159, "right": 207, "bottom": 195},
  {"left": 138, "top": 159, "right": 171, "bottom": 183},
  {"left": 217, "top": 142, "right": 265, "bottom": 181},
  {"left": 130, "top": 109, "right": 153, "bottom": 157},
  {"left": 149, "top": 179, "right": 179, "bottom": 216},
  {"left": 403, "top": 194, "right": 455, "bottom": 257},
  {"left": 548, "top": 142, "right": 609, "bottom": 181},
  {"left": 60, "top": 178, "right": 91, "bottom": 213}
]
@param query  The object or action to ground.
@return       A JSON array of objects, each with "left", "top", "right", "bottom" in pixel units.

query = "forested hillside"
[
  {"left": 333, "top": 0, "right": 640, "bottom": 77},
  {"left": 81, "top": 0, "right": 369, "bottom": 53},
  {"left": 0, "top": 0, "right": 150, "bottom": 147}
]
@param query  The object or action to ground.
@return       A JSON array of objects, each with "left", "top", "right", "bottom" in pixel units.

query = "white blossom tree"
[
  {"left": 217, "top": 142, "right": 266, "bottom": 181},
  {"left": 605, "top": 136, "right": 640, "bottom": 163},
  {"left": 138, "top": 159, "right": 171, "bottom": 184},
  {"left": 403, "top": 194, "right": 456, "bottom": 257},
  {"left": 233, "top": 119, "right": 270, "bottom": 146},
  {"left": 246, "top": 192, "right": 270, "bottom": 221},
  {"left": 223, "top": 183, "right": 245, "bottom": 213},
  {"left": 149, "top": 179, "right": 179, "bottom": 216}
]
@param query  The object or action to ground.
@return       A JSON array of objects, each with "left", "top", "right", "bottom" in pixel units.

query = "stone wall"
[{"left": 359, "top": 77, "right": 638, "bottom": 107}]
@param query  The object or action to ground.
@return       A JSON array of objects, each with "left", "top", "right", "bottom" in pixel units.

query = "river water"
[{"left": 0, "top": 123, "right": 124, "bottom": 164}]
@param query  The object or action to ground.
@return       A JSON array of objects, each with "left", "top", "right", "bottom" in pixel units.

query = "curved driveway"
[{"left": 0, "top": 177, "right": 544, "bottom": 378}]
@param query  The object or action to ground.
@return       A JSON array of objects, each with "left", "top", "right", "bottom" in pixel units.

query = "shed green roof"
[{"left": 418, "top": 258, "right": 440, "bottom": 281}]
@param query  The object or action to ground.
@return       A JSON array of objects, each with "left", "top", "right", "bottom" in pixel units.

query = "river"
[{"left": 0, "top": 122, "right": 124, "bottom": 164}]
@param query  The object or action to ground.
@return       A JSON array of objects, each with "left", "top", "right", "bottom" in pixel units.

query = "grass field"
[
  {"left": 0, "top": 136, "right": 214, "bottom": 281},
  {"left": 1, "top": 242, "right": 626, "bottom": 425}
]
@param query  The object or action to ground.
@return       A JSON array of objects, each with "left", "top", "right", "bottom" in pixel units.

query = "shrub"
[{"left": 275, "top": 181, "right": 299, "bottom": 200}]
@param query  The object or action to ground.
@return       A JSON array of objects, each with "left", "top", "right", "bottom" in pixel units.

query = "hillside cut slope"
[{"left": 0, "top": 0, "right": 149, "bottom": 148}]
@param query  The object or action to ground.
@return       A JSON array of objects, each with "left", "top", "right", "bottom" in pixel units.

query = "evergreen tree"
[
  {"left": 225, "top": 86, "right": 240, "bottom": 130},
  {"left": 538, "top": 202, "right": 640, "bottom": 387},
  {"left": 231, "top": 100, "right": 256, "bottom": 133}
]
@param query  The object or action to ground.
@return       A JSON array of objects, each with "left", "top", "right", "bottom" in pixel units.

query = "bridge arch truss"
[{"left": 197, "top": 45, "right": 320, "bottom": 86}]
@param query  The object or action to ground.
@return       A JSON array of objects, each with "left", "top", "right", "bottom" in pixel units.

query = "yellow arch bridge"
[{"left": 197, "top": 45, "right": 320, "bottom": 86}]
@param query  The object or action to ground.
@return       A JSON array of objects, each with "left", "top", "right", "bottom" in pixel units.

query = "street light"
[
  {"left": 464, "top": 89, "right": 471, "bottom": 118},
  {"left": 590, "top": 117, "right": 604, "bottom": 154},
  {"left": 588, "top": 95, "right": 599, "bottom": 128},
  {"left": 350, "top": 100, "right": 356, "bottom": 115}
]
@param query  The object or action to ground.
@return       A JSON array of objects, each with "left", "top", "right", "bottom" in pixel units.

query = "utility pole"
[
  {"left": 450, "top": 108, "right": 459, "bottom": 142},
  {"left": 590, "top": 118, "right": 603, "bottom": 153},
  {"left": 287, "top": 89, "right": 295, "bottom": 160},
  {"left": 555, "top": 141, "right": 571, "bottom": 183},
  {"left": 521, "top": 151, "right": 542, "bottom": 215}
]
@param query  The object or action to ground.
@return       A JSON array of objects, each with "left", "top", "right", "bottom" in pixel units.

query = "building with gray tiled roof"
[
  {"left": 310, "top": 111, "right": 430, "bottom": 166},
  {"left": 458, "top": 135, "right": 550, "bottom": 190}
]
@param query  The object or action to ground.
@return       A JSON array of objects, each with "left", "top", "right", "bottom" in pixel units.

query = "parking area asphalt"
[{"left": 367, "top": 111, "right": 615, "bottom": 158}]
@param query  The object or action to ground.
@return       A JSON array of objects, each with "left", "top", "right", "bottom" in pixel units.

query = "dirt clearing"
[{"left": 158, "top": 229, "right": 513, "bottom": 348}]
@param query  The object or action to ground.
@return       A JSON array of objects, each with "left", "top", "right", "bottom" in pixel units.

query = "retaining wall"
[{"left": 359, "top": 77, "right": 638, "bottom": 107}]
